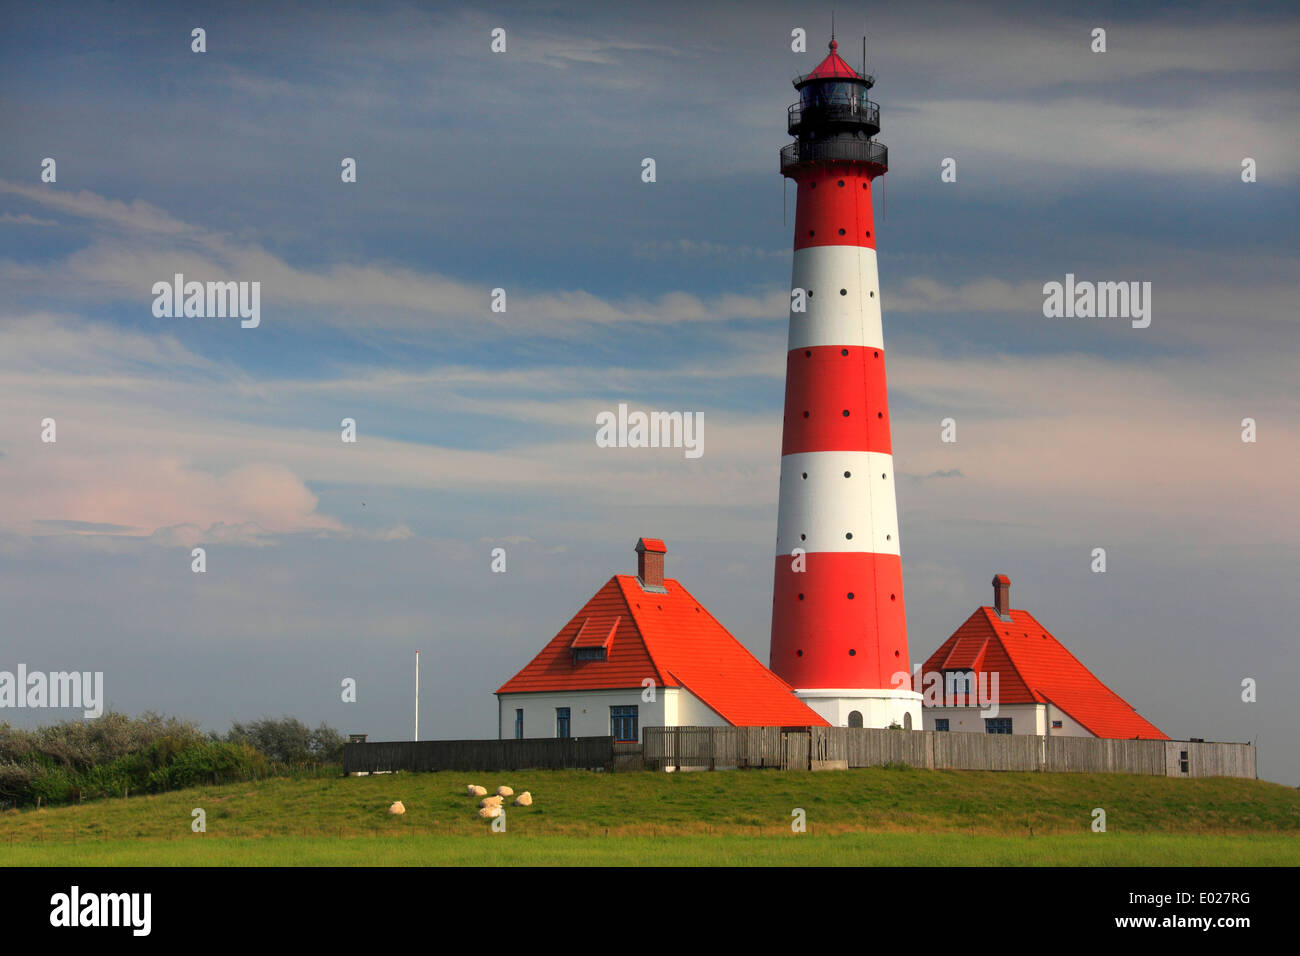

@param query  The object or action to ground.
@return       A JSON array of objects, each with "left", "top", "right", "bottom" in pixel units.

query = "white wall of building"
[
  {"left": 922, "top": 702, "right": 1096, "bottom": 737},
  {"left": 798, "top": 688, "right": 922, "bottom": 729},
  {"left": 923, "top": 702, "right": 1043, "bottom": 735},
  {"left": 1044, "top": 701, "right": 1093, "bottom": 737},
  {"left": 497, "top": 687, "right": 727, "bottom": 741}
]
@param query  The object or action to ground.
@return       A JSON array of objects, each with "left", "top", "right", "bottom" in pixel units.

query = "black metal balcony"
[
  {"left": 780, "top": 139, "right": 888, "bottom": 175},
  {"left": 794, "top": 69, "right": 874, "bottom": 89},
  {"left": 788, "top": 98, "right": 880, "bottom": 136}
]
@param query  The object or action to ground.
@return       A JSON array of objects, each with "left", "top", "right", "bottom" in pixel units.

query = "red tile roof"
[
  {"left": 497, "top": 575, "right": 828, "bottom": 727},
  {"left": 921, "top": 607, "right": 1167, "bottom": 739}
]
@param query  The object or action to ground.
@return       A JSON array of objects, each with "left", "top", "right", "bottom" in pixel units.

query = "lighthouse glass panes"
[
  {"left": 769, "top": 38, "right": 922, "bottom": 731},
  {"left": 802, "top": 81, "right": 862, "bottom": 110}
]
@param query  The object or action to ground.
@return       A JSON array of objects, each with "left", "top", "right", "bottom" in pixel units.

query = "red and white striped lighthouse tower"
[{"left": 769, "top": 37, "right": 922, "bottom": 729}]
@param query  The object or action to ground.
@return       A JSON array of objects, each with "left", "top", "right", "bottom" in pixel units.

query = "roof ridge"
[
  {"left": 682, "top": 579, "right": 800, "bottom": 694},
  {"left": 611, "top": 576, "right": 669, "bottom": 688},
  {"left": 979, "top": 607, "right": 1042, "bottom": 703}
]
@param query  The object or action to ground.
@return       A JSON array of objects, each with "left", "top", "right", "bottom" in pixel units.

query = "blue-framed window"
[
  {"left": 514, "top": 708, "right": 523, "bottom": 739},
  {"left": 556, "top": 707, "right": 571, "bottom": 739},
  {"left": 985, "top": 717, "right": 1012, "bottom": 735},
  {"left": 946, "top": 671, "right": 973, "bottom": 701},
  {"left": 934, "top": 719, "right": 950, "bottom": 732},
  {"left": 610, "top": 705, "right": 638, "bottom": 742}
]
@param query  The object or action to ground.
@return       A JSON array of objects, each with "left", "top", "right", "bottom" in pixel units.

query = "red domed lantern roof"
[{"left": 802, "top": 38, "right": 862, "bottom": 82}]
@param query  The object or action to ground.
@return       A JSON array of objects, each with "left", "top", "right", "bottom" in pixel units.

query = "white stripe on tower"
[{"left": 787, "top": 246, "right": 883, "bottom": 351}]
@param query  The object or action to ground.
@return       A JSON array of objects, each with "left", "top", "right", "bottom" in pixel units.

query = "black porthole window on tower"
[
  {"left": 801, "top": 472, "right": 808, "bottom": 479},
  {"left": 840, "top": 288, "right": 847, "bottom": 295},
  {"left": 870, "top": 291, "right": 875, "bottom": 297},
  {"left": 838, "top": 179, "right": 845, "bottom": 187},
  {"left": 798, "top": 593, "right": 805, "bottom": 601},
  {"left": 805, "top": 349, "right": 812, "bottom": 357},
  {"left": 849, "top": 648, "right": 857, "bottom": 656},
  {"left": 842, "top": 409, "right": 850, "bottom": 416},
  {"left": 845, "top": 532, "right": 853, "bottom": 540},
  {"left": 838, "top": 228, "right": 846, "bottom": 235},
  {"left": 844, "top": 471, "right": 851, "bottom": 478},
  {"left": 803, "top": 411, "right": 810, "bottom": 418},
  {"left": 809, "top": 230, "right": 815, "bottom": 237},
  {"left": 797, "top": 649, "right": 803, "bottom": 656},
  {"left": 847, "top": 592, "right": 855, "bottom": 600},
  {"left": 800, "top": 533, "right": 806, "bottom": 540},
  {"left": 841, "top": 348, "right": 848, "bottom": 356}
]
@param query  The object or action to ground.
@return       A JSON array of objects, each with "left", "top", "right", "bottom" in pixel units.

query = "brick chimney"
[
  {"left": 992, "top": 574, "right": 1011, "bottom": 621},
  {"left": 636, "top": 537, "right": 668, "bottom": 592}
]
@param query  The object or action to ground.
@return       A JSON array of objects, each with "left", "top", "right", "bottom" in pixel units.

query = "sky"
[{"left": 1, "top": 1, "right": 1297, "bottom": 782}]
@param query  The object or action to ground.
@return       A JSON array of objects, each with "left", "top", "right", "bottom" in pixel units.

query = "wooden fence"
[
  {"left": 642, "top": 726, "right": 1256, "bottom": 778},
  {"left": 642, "top": 726, "right": 806, "bottom": 771},
  {"left": 342, "top": 730, "right": 1256, "bottom": 779},
  {"left": 342, "top": 736, "right": 614, "bottom": 774}
]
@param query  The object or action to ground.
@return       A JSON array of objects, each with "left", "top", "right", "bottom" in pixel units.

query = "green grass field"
[{"left": 3, "top": 766, "right": 1297, "bottom": 865}]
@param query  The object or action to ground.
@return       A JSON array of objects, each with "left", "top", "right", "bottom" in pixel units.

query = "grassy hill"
[{"left": 3, "top": 766, "right": 1298, "bottom": 865}]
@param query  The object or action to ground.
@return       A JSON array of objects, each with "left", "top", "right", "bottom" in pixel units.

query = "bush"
[
  {"left": 154, "top": 742, "right": 266, "bottom": 790},
  {"left": 225, "top": 717, "right": 343, "bottom": 765},
  {"left": 0, "top": 712, "right": 341, "bottom": 808}
]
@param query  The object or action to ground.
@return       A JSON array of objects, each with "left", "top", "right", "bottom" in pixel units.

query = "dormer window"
[{"left": 569, "top": 615, "right": 618, "bottom": 664}]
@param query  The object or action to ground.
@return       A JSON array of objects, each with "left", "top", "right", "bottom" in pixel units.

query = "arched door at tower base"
[{"left": 848, "top": 710, "right": 863, "bottom": 728}]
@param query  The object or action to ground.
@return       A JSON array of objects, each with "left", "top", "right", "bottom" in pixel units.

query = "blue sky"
[{"left": 1, "top": 1, "right": 1298, "bottom": 782}]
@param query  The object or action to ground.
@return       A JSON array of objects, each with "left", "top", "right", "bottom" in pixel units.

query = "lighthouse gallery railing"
[{"left": 780, "top": 139, "right": 888, "bottom": 173}]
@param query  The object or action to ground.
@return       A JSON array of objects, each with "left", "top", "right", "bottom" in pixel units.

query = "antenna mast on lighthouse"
[{"left": 770, "top": 36, "right": 921, "bottom": 730}]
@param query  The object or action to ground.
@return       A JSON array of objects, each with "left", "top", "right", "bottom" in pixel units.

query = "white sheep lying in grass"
[
  {"left": 477, "top": 805, "right": 502, "bottom": 819},
  {"left": 478, "top": 794, "right": 504, "bottom": 809},
  {"left": 513, "top": 792, "right": 532, "bottom": 807},
  {"left": 496, "top": 785, "right": 514, "bottom": 797},
  {"left": 387, "top": 801, "right": 405, "bottom": 815},
  {"left": 466, "top": 784, "right": 487, "bottom": 797}
]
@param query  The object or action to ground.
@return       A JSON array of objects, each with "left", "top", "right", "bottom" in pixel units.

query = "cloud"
[
  {"left": 0, "top": 212, "right": 57, "bottom": 227},
  {"left": 0, "top": 181, "right": 784, "bottom": 336},
  {"left": 33, "top": 519, "right": 138, "bottom": 533}
]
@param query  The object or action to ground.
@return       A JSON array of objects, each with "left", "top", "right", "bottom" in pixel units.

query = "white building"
[
  {"left": 496, "top": 538, "right": 827, "bottom": 741},
  {"left": 918, "top": 575, "right": 1167, "bottom": 740}
]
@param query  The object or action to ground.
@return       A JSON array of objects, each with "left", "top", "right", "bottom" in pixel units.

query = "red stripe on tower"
[{"left": 769, "top": 36, "right": 921, "bottom": 730}]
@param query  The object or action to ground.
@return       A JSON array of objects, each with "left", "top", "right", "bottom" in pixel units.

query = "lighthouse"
[{"left": 769, "top": 37, "right": 922, "bottom": 730}]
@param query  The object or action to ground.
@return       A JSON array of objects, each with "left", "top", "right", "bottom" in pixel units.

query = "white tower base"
[{"left": 795, "top": 688, "right": 923, "bottom": 730}]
